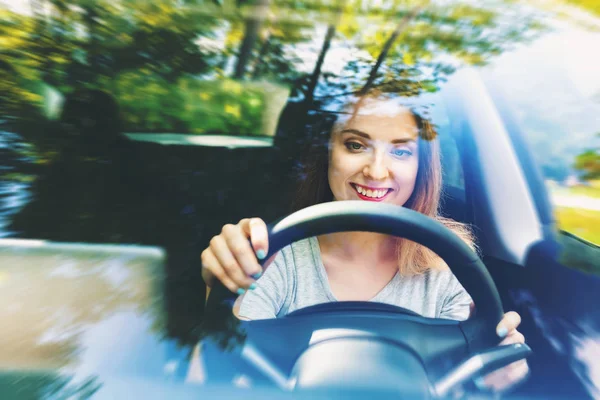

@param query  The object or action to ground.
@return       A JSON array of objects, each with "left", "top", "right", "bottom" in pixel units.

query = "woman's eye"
[
  {"left": 345, "top": 142, "right": 364, "bottom": 151},
  {"left": 391, "top": 148, "right": 412, "bottom": 158}
]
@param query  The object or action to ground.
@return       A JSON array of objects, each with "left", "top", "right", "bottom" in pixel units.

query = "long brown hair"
[{"left": 290, "top": 98, "right": 476, "bottom": 275}]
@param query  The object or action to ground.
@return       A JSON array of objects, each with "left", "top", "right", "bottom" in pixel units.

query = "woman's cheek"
[
  {"left": 390, "top": 160, "right": 419, "bottom": 202},
  {"left": 391, "top": 158, "right": 418, "bottom": 182},
  {"left": 328, "top": 152, "right": 349, "bottom": 198},
  {"left": 330, "top": 149, "right": 358, "bottom": 177}
]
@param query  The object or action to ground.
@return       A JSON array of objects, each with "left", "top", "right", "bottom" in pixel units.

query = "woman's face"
[{"left": 328, "top": 103, "right": 420, "bottom": 206}]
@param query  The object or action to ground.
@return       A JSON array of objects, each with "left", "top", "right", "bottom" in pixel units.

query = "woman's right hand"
[{"left": 201, "top": 217, "right": 273, "bottom": 294}]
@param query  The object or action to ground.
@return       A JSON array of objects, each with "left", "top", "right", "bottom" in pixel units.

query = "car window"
[
  {"left": 483, "top": 18, "right": 600, "bottom": 271},
  {"left": 3, "top": 0, "right": 600, "bottom": 397},
  {"left": 434, "top": 102, "right": 467, "bottom": 221}
]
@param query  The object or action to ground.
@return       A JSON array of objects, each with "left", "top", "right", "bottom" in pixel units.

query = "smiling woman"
[
  {"left": 239, "top": 94, "right": 476, "bottom": 303},
  {"left": 329, "top": 110, "right": 420, "bottom": 205},
  {"left": 201, "top": 92, "right": 473, "bottom": 304},
  {"left": 289, "top": 94, "right": 476, "bottom": 276}
]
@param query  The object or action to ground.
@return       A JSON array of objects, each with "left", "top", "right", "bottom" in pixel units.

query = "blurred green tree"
[{"left": 574, "top": 141, "right": 600, "bottom": 180}]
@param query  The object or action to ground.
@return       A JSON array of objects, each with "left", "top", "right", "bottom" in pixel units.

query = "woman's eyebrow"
[{"left": 340, "top": 128, "right": 416, "bottom": 144}]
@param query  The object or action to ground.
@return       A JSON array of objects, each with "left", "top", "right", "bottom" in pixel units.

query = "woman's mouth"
[{"left": 351, "top": 183, "right": 393, "bottom": 202}]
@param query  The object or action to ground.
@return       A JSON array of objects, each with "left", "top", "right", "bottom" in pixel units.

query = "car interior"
[{"left": 3, "top": 0, "right": 600, "bottom": 397}]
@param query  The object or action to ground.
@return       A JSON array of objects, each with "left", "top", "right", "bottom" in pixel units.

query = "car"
[{"left": 1, "top": 0, "right": 599, "bottom": 398}]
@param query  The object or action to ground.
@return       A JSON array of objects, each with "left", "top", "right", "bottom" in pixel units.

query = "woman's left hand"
[{"left": 478, "top": 311, "right": 530, "bottom": 392}]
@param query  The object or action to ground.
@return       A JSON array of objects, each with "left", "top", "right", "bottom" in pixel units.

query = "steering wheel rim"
[{"left": 207, "top": 201, "right": 504, "bottom": 350}]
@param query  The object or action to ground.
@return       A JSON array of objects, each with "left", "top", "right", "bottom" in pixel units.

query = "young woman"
[{"left": 201, "top": 94, "right": 528, "bottom": 392}]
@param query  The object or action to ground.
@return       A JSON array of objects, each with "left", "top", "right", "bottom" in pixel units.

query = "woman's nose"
[{"left": 363, "top": 153, "right": 390, "bottom": 180}]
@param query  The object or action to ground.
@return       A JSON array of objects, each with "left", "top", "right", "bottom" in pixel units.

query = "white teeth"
[{"left": 355, "top": 185, "right": 388, "bottom": 198}]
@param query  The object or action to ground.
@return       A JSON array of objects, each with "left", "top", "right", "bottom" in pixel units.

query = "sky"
[
  {"left": 483, "top": 16, "right": 600, "bottom": 173},
  {"left": 485, "top": 19, "right": 600, "bottom": 132}
]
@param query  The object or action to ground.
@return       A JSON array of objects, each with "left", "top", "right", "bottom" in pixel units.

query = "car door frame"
[{"left": 442, "top": 68, "right": 599, "bottom": 398}]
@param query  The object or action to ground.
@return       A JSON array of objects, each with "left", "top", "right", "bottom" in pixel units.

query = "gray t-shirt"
[{"left": 239, "top": 237, "right": 472, "bottom": 321}]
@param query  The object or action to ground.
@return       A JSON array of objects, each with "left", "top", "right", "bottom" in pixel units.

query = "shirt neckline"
[{"left": 308, "top": 236, "right": 400, "bottom": 302}]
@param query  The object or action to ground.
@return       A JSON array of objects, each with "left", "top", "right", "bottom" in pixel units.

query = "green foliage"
[
  {"left": 309, "top": 1, "right": 545, "bottom": 103},
  {"left": 107, "top": 73, "right": 269, "bottom": 134},
  {"left": 0, "top": 10, "right": 44, "bottom": 117},
  {"left": 565, "top": 0, "right": 600, "bottom": 16},
  {"left": 553, "top": 181, "right": 600, "bottom": 251},
  {"left": 1, "top": 0, "right": 546, "bottom": 137},
  {"left": 556, "top": 207, "right": 600, "bottom": 247},
  {"left": 574, "top": 147, "right": 600, "bottom": 180}
]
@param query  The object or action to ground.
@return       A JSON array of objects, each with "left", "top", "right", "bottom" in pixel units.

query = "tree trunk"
[
  {"left": 233, "top": 0, "right": 270, "bottom": 80},
  {"left": 250, "top": 29, "right": 271, "bottom": 80},
  {"left": 83, "top": 6, "right": 99, "bottom": 73},
  {"left": 303, "top": 23, "right": 336, "bottom": 107}
]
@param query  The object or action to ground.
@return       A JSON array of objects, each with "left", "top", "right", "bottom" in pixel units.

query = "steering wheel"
[{"left": 205, "top": 201, "right": 531, "bottom": 396}]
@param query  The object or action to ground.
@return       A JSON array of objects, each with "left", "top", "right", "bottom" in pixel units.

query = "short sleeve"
[
  {"left": 439, "top": 275, "right": 472, "bottom": 321},
  {"left": 238, "top": 252, "right": 289, "bottom": 320}
]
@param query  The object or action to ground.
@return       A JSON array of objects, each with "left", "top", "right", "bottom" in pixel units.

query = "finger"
[
  {"left": 210, "top": 233, "right": 254, "bottom": 291},
  {"left": 507, "top": 359, "right": 530, "bottom": 384},
  {"left": 499, "top": 331, "right": 525, "bottom": 346},
  {"left": 201, "top": 247, "right": 239, "bottom": 293},
  {"left": 479, "top": 368, "right": 504, "bottom": 391},
  {"left": 241, "top": 218, "right": 269, "bottom": 260},
  {"left": 200, "top": 248, "right": 217, "bottom": 287},
  {"left": 224, "top": 224, "right": 263, "bottom": 278},
  {"left": 481, "top": 359, "right": 529, "bottom": 392},
  {"left": 497, "top": 311, "right": 522, "bottom": 338},
  {"left": 240, "top": 218, "right": 271, "bottom": 278},
  {"left": 496, "top": 360, "right": 530, "bottom": 392}
]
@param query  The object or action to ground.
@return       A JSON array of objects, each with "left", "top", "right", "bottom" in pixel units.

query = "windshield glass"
[{"left": 1, "top": 0, "right": 599, "bottom": 398}]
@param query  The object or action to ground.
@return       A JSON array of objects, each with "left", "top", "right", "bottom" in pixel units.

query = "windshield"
[{"left": 1, "top": 0, "right": 599, "bottom": 398}]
